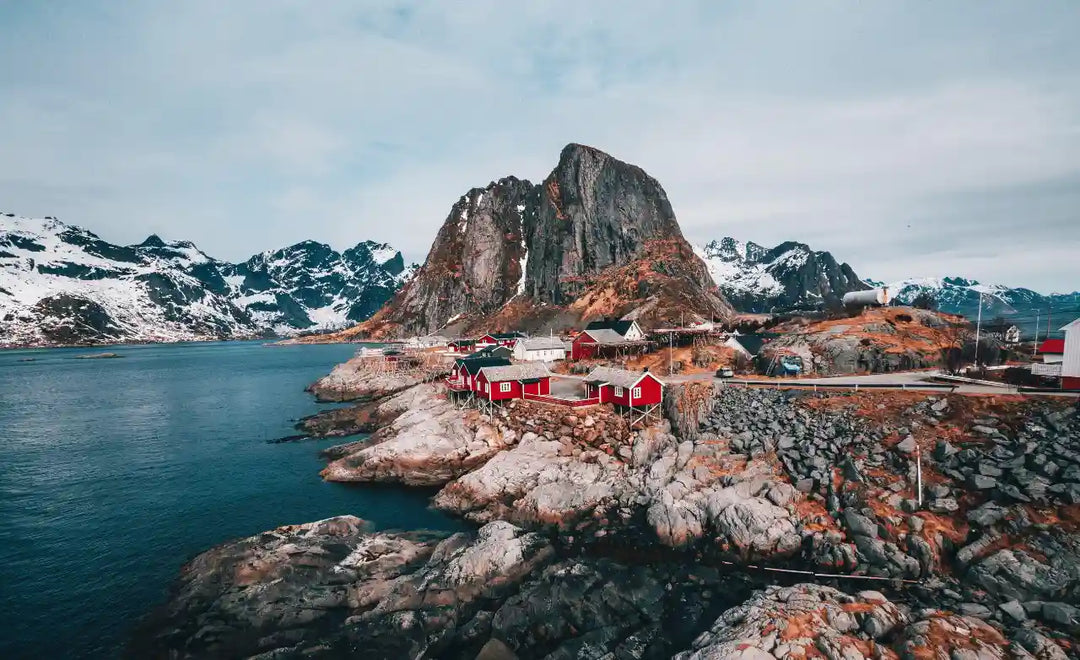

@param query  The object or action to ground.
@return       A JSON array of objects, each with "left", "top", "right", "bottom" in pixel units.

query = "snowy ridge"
[
  {"left": 695, "top": 237, "right": 865, "bottom": 312},
  {"left": 0, "top": 212, "right": 412, "bottom": 346},
  {"left": 882, "top": 276, "right": 1079, "bottom": 337}
]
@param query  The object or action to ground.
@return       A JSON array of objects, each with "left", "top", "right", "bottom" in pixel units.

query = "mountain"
[
  {"left": 353, "top": 143, "right": 733, "bottom": 338},
  {"left": 694, "top": 237, "right": 867, "bottom": 312},
  {"left": 0, "top": 212, "right": 410, "bottom": 347},
  {"left": 882, "top": 276, "right": 1080, "bottom": 338},
  {"left": 224, "top": 240, "right": 411, "bottom": 333}
]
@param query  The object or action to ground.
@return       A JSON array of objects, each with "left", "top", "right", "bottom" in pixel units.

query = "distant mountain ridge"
[
  {"left": 0, "top": 213, "right": 410, "bottom": 347},
  {"left": 694, "top": 237, "right": 867, "bottom": 312},
  {"left": 880, "top": 276, "right": 1079, "bottom": 338}
]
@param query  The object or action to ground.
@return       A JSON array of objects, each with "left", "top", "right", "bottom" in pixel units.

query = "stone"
[
  {"left": 1041, "top": 602, "right": 1078, "bottom": 627},
  {"left": 968, "top": 474, "right": 998, "bottom": 490},
  {"left": 929, "top": 497, "right": 959, "bottom": 513},
  {"left": 999, "top": 599, "right": 1026, "bottom": 622},
  {"left": 967, "top": 502, "right": 1007, "bottom": 528},
  {"left": 896, "top": 436, "right": 918, "bottom": 454},
  {"left": 844, "top": 510, "right": 878, "bottom": 538}
]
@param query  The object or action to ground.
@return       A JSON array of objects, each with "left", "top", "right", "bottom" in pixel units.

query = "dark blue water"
[{"left": 0, "top": 341, "right": 468, "bottom": 659}]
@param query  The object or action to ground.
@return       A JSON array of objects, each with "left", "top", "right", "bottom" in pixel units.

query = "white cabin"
[{"left": 512, "top": 337, "right": 566, "bottom": 362}]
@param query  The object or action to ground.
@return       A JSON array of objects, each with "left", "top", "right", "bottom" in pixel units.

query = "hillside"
[
  {"left": 0, "top": 213, "right": 409, "bottom": 347},
  {"left": 350, "top": 143, "right": 733, "bottom": 339},
  {"left": 762, "top": 306, "right": 970, "bottom": 375}
]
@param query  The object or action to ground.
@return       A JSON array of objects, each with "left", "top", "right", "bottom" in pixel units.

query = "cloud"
[{"left": 0, "top": 1, "right": 1078, "bottom": 292}]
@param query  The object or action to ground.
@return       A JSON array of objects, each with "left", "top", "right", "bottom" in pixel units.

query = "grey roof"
[
  {"left": 584, "top": 366, "right": 663, "bottom": 388},
  {"left": 517, "top": 337, "right": 566, "bottom": 351},
  {"left": 585, "top": 319, "right": 637, "bottom": 336},
  {"left": 581, "top": 328, "right": 648, "bottom": 345},
  {"left": 479, "top": 363, "right": 552, "bottom": 382}
]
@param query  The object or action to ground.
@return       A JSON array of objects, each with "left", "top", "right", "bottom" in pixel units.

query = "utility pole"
[
  {"left": 1033, "top": 311, "right": 1040, "bottom": 357},
  {"left": 1047, "top": 304, "right": 1052, "bottom": 341},
  {"left": 974, "top": 292, "right": 983, "bottom": 366},
  {"left": 916, "top": 443, "right": 923, "bottom": 508}
]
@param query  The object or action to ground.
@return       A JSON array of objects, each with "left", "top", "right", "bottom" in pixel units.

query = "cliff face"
[
  {"left": 526, "top": 144, "right": 689, "bottom": 305},
  {"left": 365, "top": 144, "right": 730, "bottom": 337},
  {"left": 371, "top": 177, "right": 538, "bottom": 334}
]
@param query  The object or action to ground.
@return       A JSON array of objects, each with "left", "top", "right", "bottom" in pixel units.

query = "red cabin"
[
  {"left": 570, "top": 328, "right": 651, "bottom": 361},
  {"left": 446, "top": 356, "right": 510, "bottom": 392},
  {"left": 583, "top": 366, "right": 664, "bottom": 406},
  {"left": 479, "top": 332, "right": 527, "bottom": 348},
  {"left": 448, "top": 339, "right": 478, "bottom": 353},
  {"left": 475, "top": 363, "right": 552, "bottom": 401}
]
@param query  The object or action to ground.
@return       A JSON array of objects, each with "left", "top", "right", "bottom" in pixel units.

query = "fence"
[{"left": 718, "top": 380, "right": 956, "bottom": 392}]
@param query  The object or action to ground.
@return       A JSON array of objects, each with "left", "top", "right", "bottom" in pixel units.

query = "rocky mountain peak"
[
  {"left": 702, "top": 237, "right": 769, "bottom": 264},
  {"left": 139, "top": 234, "right": 168, "bottom": 248},
  {"left": 361, "top": 144, "right": 729, "bottom": 336}
]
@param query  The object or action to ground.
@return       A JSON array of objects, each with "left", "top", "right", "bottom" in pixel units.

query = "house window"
[
  {"left": 485, "top": 383, "right": 490, "bottom": 393},
  {"left": 632, "top": 387, "right": 641, "bottom": 399},
  {"left": 500, "top": 382, "right": 511, "bottom": 393},
  {"left": 614, "top": 386, "right": 623, "bottom": 397}
]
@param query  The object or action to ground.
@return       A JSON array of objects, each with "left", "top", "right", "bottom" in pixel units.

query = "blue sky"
[{"left": 1, "top": 1, "right": 1078, "bottom": 291}]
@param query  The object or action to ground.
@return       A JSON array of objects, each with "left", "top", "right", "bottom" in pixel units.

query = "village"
[{"left": 338, "top": 293, "right": 1080, "bottom": 434}]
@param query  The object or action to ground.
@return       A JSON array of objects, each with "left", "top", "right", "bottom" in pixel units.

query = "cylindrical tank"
[{"left": 843, "top": 287, "right": 889, "bottom": 308}]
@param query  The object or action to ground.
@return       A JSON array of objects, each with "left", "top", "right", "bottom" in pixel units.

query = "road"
[{"left": 664, "top": 369, "right": 1078, "bottom": 397}]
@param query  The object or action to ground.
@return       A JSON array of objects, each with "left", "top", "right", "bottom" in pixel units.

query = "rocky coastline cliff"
[{"left": 134, "top": 359, "right": 1080, "bottom": 658}]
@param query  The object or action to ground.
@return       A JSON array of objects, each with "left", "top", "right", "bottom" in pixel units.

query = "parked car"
[{"left": 715, "top": 367, "right": 734, "bottom": 379}]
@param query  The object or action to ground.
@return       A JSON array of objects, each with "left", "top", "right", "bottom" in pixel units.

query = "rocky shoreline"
[{"left": 134, "top": 368, "right": 1080, "bottom": 658}]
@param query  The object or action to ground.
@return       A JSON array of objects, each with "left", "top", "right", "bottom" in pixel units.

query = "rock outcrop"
[
  {"left": 320, "top": 384, "right": 516, "bottom": 486},
  {"left": 763, "top": 306, "right": 970, "bottom": 375},
  {"left": 130, "top": 519, "right": 555, "bottom": 659},
  {"left": 305, "top": 354, "right": 435, "bottom": 403},
  {"left": 355, "top": 144, "right": 732, "bottom": 338}
]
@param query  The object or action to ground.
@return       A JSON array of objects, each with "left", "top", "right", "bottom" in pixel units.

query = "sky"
[{"left": 1, "top": 1, "right": 1078, "bottom": 293}]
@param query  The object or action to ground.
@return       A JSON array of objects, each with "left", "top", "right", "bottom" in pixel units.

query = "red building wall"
[
  {"left": 476, "top": 374, "right": 523, "bottom": 401},
  {"left": 522, "top": 378, "right": 551, "bottom": 396},
  {"left": 603, "top": 374, "right": 663, "bottom": 407},
  {"left": 571, "top": 332, "right": 597, "bottom": 361},
  {"left": 1064, "top": 376, "right": 1080, "bottom": 390}
]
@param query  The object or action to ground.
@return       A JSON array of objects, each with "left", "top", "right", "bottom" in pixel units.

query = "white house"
[
  {"left": 406, "top": 335, "right": 449, "bottom": 349},
  {"left": 1004, "top": 325, "right": 1022, "bottom": 345},
  {"left": 1062, "top": 318, "right": 1080, "bottom": 390},
  {"left": 512, "top": 336, "right": 566, "bottom": 362}
]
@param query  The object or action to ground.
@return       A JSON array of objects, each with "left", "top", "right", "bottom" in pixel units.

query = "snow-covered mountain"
[
  {"left": 0, "top": 212, "right": 411, "bottom": 347},
  {"left": 694, "top": 237, "right": 866, "bottom": 312},
  {"left": 882, "top": 276, "right": 1079, "bottom": 338}
]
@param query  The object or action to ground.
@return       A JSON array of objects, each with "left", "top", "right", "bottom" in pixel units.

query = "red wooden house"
[
  {"left": 475, "top": 363, "right": 552, "bottom": 402},
  {"left": 448, "top": 339, "right": 478, "bottom": 353},
  {"left": 478, "top": 332, "right": 527, "bottom": 348},
  {"left": 446, "top": 356, "right": 510, "bottom": 392},
  {"left": 583, "top": 366, "right": 664, "bottom": 425},
  {"left": 570, "top": 326, "right": 651, "bottom": 360}
]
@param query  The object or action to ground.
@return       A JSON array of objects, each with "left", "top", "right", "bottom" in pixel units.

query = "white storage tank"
[{"left": 842, "top": 287, "right": 890, "bottom": 308}]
